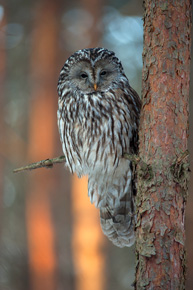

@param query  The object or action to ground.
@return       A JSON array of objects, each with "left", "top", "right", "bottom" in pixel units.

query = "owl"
[{"left": 57, "top": 47, "right": 141, "bottom": 247}]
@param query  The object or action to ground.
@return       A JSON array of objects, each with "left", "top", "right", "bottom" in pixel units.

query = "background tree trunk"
[
  {"left": 135, "top": 1, "right": 191, "bottom": 289},
  {"left": 0, "top": 7, "right": 6, "bottom": 234},
  {"left": 27, "top": 1, "right": 62, "bottom": 289}
]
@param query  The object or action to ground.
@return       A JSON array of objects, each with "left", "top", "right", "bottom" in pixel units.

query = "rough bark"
[
  {"left": 186, "top": 43, "right": 193, "bottom": 290},
  {"left": 135, "top": 1, "right": 191, "bottom": 289}
]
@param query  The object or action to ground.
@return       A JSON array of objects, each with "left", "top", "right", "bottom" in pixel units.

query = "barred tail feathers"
[
  {"left": 88, "top": 159, "right": 135, "bottom": 247},
  {"left": 99, "top": 192, "right": 135, "bottom": 248}
]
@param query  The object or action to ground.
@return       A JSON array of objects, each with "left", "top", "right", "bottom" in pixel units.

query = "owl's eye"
[
  {"left": 100, "top": 70, "right": 107, "bottom": 76},
  {"left": 80, "top": 72, "right": 88, "bottom": 79}
]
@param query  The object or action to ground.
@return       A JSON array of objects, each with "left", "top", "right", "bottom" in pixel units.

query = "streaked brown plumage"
[{"left": 57, "top": 47, "right": 141, "bottom": 247}]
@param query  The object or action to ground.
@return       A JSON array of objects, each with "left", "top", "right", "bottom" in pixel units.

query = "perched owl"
[{"left": 57, "top": 47, "right": 141, "bottom": 247}]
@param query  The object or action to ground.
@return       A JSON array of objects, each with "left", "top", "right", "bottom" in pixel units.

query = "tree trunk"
[
  {"left": 26, "top": 1, "right": 62, "bottom": 290},
  {"left": 0, "top": 7, "right": 6, "bottom": 234},
  {"left": 135, "top": 1, "right": 191, "bottom": 289}
]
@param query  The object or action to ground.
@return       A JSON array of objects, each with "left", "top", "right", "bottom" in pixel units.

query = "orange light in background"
[
  {"left": 26, "top": 0, "right": 61, "bottom": 288},
  {"left": 72, "top": 175, "right": 106, "bottom": 290},
  {"left": 26, "top": 86, "right": 57, "bottom": 290},
  {"left": 26, "top": 181, "right": 57, "bottom": 290}
]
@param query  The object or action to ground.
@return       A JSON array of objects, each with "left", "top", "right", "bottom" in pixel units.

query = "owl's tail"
[
  {"left": 99, "top": 196, "right": 135, "bottom": 248},
  {"left": 88, "top": 159, "right": 136, "bottom": 247}
]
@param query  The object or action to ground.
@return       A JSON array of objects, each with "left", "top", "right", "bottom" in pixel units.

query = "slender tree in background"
[
  {"left": 0, "top": 9, "right": 6, "bottom": 232},
  {"left": 27, "top": 1, "right": 62, "bottom": 289},
  {"left": 135, "top": 1, "right": 191, "bottom": 289}
]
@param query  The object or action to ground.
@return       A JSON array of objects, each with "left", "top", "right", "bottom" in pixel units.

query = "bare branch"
[
  {"left": 13, "top": 155, "right": 66, "bottom": 173},
  {"left": 13, "top": 152, "right": 142, "bottom": 174}
]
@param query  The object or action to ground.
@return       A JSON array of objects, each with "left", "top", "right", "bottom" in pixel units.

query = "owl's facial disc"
[{"left": 68, "top": 59, "right": 120, "bottom": 94}]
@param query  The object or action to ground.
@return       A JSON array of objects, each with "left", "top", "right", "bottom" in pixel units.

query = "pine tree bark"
[{"left": 135, "top": 1, "right": 191, "bottom": 289}]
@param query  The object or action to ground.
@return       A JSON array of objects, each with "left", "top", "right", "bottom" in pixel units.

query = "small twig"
[
  {"left": 175, "top": 149, "right": 189, "bottom": 165},
  {"left": 13, "top": 153, "right": 141, "bottom": 174},
  {"left": 13, "top": 155, "right": 66, "bottom": 173},
  {"left": 123, "top": 153, "right": 140, "bottom": 164}
]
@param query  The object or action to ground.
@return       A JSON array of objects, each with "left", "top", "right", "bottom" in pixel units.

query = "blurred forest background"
[{"left": 0, "top": 0, "right": 192, "bottom": 290}]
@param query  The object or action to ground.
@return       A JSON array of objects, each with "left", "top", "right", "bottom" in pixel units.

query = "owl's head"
[{"left": 58, "top": 48, "right": 127, "bottom": 95}]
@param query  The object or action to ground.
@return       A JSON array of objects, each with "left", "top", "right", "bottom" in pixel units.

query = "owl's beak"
[{"left": 94, "top": 83, "right": 97, "bottom": 91}]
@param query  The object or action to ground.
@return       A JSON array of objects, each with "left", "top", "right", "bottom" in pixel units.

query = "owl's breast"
[{"left": 58, "top": 92, "right": 132, "bottom": 177}]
